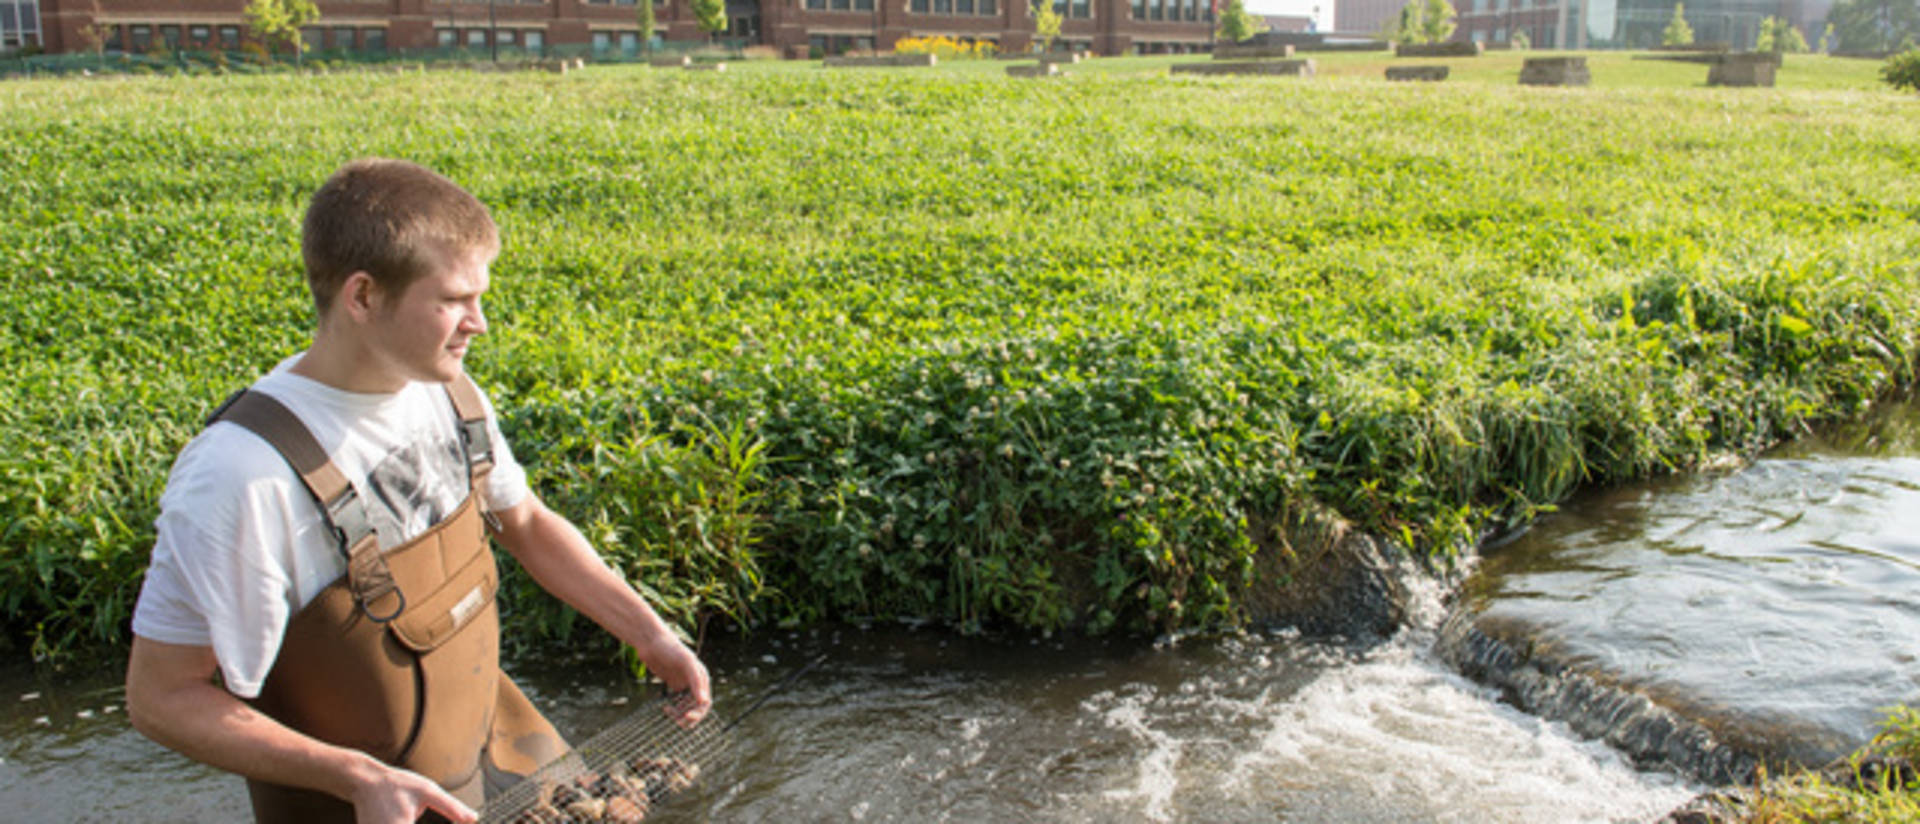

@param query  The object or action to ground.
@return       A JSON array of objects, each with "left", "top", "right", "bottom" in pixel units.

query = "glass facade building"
[{"left": 1567, "top": 0, "right": 1792, "bottom": 49}]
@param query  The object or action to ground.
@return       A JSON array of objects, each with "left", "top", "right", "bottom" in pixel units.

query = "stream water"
[{"left": 9, "top": 402, "right": 1920, "bottom": 822}]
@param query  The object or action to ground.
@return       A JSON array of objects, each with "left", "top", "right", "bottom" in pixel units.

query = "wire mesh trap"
[{"left": 480, "top": 655, "right": 824, "bottom": 823}]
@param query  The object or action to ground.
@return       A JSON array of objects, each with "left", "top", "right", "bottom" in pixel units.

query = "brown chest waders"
[{"left": 206, "top": 375, "right": 568, "bottom": 823}]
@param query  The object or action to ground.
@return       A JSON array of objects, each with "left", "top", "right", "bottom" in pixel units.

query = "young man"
[{"left": 125, "top": 158, "right": 710, "bottom": 824}]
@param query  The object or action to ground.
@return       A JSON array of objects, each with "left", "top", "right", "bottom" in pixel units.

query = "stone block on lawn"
[
  {"left": 1171, "top": 59, "right": 1314, "bottom": 77},
  {"left": 1519, "top": 56, "right": 1589, "bottom": 86},
  {"left": 1385, "top": 64, "right": 1449, "bottom": 81}
]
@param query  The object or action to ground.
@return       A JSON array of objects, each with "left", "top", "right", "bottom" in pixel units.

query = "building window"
[
  {"left": 496, "top": 29, "right": 516, "bottom": 45},
  {"left": 160, "top": 24, "right": 181, "bottom": 49},
  {"left": 364, "top": 28, "right": 386, "bottom": 51},
  {"left": 332, "top": 26, "right": 354, "bottom": 49},
  {"left": 935, "top": 0, "right": 952, "bottom": 12},
  {"left": 107, "top": 25, "right": 124, "bottom": 51},
  {"left": 807, "top": 0, "right": 825, "bottom": 9},
  {"left": 618, "top": 30, "right": 638, "bottom": 53},
  {"left": 524, "top": 30, "right": 543, "bottom": 52},
  {"left": 958, "top": 0, "right": 974, "bottom": 12},
  {"left": 832, "top": 0, "right": 850, "bottom": 10},
  {"left": 436, "top": 28, "right": 455, "bottom": 46},
  {"left": 855, "top": 0, "right": 873, "bottom": 9},
  {"left": 466, "top": 29, "right": 485, "bottom": 47},
  {"left": 591, "top": 30, "right": 610, "bottom": 53},
  {"left": 980, "top": 0, "right": 994, "bottom": 13},
  {"left": 130, "top": 24, "right": 151, "bottom": 51},
  {"left": 189, "top": 24, "right": 210, "bottom": 47}
]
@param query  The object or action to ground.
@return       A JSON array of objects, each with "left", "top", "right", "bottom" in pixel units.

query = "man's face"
[{"left": 365, "top": 247, "right": 492, "bottom": 386}]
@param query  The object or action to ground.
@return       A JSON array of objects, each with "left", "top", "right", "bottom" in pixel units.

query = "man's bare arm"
[
  {"left": 125, "top": 635, "right": 478, "bottom": 824},
  {"left": 490, "top": 496, "right": 713, "bottom": 722}
]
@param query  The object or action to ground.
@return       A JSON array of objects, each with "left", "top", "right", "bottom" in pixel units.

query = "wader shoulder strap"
[
  {"left": 443, "top": 374, "right": 498, "bottom": 525},
  {"left": 206, "top": 390, "right": 406, "bottom": 623}
]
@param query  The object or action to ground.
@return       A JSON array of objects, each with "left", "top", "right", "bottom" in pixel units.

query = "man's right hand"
[{"left": 347, "top": 755, "right": 477, "bottom": 824}]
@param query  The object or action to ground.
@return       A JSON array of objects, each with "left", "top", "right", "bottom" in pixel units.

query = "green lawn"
[{"left": 1, "top": 60, "right": 1916, "bottom": 659}]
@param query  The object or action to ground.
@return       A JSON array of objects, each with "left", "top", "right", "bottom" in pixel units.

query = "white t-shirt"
[{"left": 131, "top": 357, "right": 531, "bottom": 699}]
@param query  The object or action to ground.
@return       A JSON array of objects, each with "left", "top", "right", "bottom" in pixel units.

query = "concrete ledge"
[
  {"left": 1038, "top": 52, "right": 1086, "bottom": 64},
  {"left": 1213, "top": 44, "right": 1295, "bottom": 59},
  {"left": 650, "top": 55, "right": 691, "bottom": 67},
  {"left": 1395, "top": 41, "right": 1483, "bottom": 57},
  {"left": 1519, "top": 55, "right": 1589, "bottom": 86},
  {"left": 824, "top": 53, "right": 937, "bottom": 67},
  {"left": 1005, "top": 63, "right": 1061, "bottom": 77},
  {"left": 686, "top": 62, "right": 727, "bottom": 72},
  {"left": 1651, "top": 41, "right": 1730, "bottom": 52},
  {"left": 1172, "top": 58, "right": 1315, "bottom": 77},
  {"left": 1299, "top": 40, "right": 1392, "bottom": 52},
  {"left": 1385, "top": 64, "right": 1448, "bottom": 81}
]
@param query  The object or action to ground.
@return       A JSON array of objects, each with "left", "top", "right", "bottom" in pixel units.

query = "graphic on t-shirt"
[{"left": 363, "top": 436, "right": 469, "bottom": 546}]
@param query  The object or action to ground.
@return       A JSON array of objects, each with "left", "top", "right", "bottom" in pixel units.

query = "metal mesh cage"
[
  {"left": 480, "top": 656, "right": 822, "bottom": 823},
  {"left": 480, "top": 694, "right": 723, "bottom": 823}
]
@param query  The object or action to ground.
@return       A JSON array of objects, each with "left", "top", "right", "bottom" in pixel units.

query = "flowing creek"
[{"left": 10, "top": 401, "right": 1920, "bottom": 822}]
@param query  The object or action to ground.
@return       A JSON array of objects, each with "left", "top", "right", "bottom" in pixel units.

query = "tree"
[
  {"left": 73, "top": 0, "right": 115, "bottom": 57},
  {"left": 1818, "top": 21, "right": 1835, "bottom": 51},
  {"left": 1661, "top": 3, "right": 1695, "bottom": 46},
  {"left": 1825, "top": 0, "right": 1920, "bottom": 53},
  {"left": 1393, "top": 0, "right": 1427, "bottom": 42},
  {"left": 1216, "top": 0, "right": 1266, "bottom": 43},
  {"left": 1756, "top": 16, "right": 1809, "bottom": 51},
  {"left": 1419, "top": 0, "right": 1457, "bottom": 43},
  {"left": 1032, "top": 0, "right": 1062, "bottom": 52},
  {"left": 243, "top": 0, "right": 320, "bottom": 64},
  {"left": 690, "top": 0, "right": 726, "bottom": 42},
  {"left": 638, "top": 0, "right": 656, "bottom": 57},
  {"left": 1511, "top": 28, "right": 1530, "bottom": 49}
]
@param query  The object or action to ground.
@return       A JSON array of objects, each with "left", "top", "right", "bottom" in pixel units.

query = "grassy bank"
[{"left": 2, "top": 59, "right": 1917, "bottom": 659}]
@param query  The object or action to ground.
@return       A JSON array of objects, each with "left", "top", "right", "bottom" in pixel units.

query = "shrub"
[{"left": 1885, "top": 48, "right": 1920, "bottom": 92}]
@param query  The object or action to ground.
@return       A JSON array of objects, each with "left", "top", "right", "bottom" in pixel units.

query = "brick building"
[{"left": 13, "top": 0, "right": 1217, "bottom": 57}]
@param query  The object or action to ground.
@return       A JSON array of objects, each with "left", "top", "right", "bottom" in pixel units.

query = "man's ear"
[{"left": 337, "top": 272, "right": 382, "bottom": 321}]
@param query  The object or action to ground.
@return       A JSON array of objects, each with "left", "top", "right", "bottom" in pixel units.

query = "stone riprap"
[
  {"left": 1519, "top": 56, "right": 1589, "bottom": 86},
  {"left": 1385, "top": 64, "right": 1449, "bottom": 81},
  {"left": 1171, "top": 59, "right": 1315, "bottom": 77},
  {"left": 1395, "top": 41, "right": 1482, "bottom": 57}
]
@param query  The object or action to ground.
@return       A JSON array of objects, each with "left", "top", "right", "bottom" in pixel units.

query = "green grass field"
[{"left": 1, "top": 54, "right": 1917, "bottom": 661}]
